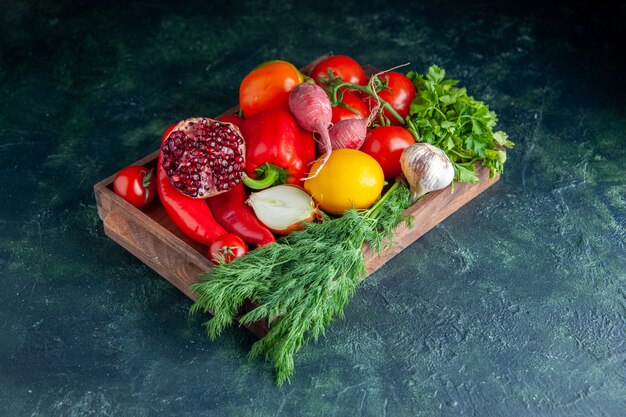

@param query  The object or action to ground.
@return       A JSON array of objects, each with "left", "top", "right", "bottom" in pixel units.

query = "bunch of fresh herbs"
[
  {"left": 406, "top": 65, "right": 514, "bottom": 182},
  {"left": 190, "top": 181, "right": 411, "bottom": 385}
]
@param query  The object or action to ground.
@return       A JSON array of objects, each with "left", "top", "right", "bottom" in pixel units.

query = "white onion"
[{"left": 246, "top": 185, "right": 320, "bottom": 235}]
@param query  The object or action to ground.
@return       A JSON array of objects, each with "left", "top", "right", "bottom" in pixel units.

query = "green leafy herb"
[
  {"left": 190, "top": 181, "right": 411, "bottom": 385},
  {"left": 406, "top": 65, "right": 514, "bottom": 182}
]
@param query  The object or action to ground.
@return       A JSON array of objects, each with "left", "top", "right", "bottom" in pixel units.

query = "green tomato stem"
[
  {"left": 328, "top": 80, "right": 406, "bottom": 126},
  {"left": 335, "top": 101, "right": 360, "bottom": 116},
  {"left": 367, "top": 180, "right": 402, "bottom": 220}
]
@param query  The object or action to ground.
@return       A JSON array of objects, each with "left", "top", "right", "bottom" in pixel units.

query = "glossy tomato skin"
[
  {"left": 311, "top": 55, "right": 367, "bottom": 86},
  {"left": 370, "top": 72, "right": 416, "bottom": 124},
  {"left": 113, "top": 165, "right": 157, "bottom": 208},
  {"left": 209, "top": 233, "right": 248, "bottom": 264},
  {"left": 331, "top": 91, "right": 370, "bottom": 124},
  {"left": 239, "top": 60, "right": 303, "bottom": 117},
  {"left": 360, "top": 126, "right": 415, "bottom": 178}
]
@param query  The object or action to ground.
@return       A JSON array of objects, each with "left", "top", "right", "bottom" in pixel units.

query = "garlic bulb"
[{"left": 400, "top": 143, "right": 455, "bottom": 204}]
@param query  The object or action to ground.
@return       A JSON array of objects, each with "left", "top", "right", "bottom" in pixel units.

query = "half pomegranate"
[{"left": 160, "top": 117, "right": 246, "bottom": 198}]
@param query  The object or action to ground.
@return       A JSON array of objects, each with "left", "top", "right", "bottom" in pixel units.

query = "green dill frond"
[{"left": 189, "top": 181, "right": 412, "bottom": 384}]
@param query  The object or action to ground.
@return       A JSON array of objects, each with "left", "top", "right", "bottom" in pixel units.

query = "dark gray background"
[{"left": 1, "top": 1, "right": 625, "bottom": 416}]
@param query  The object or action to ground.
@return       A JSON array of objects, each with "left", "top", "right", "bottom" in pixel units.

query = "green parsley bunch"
[{"left": 406, "top": 65, "right": 514, "bottom": 182}]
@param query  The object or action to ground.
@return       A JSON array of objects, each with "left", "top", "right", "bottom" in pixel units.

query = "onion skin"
[
  {"left": 266, "top": 211, "right": 319, "bottom": 235},
  {"left": 400, "top": 143, "right": 454, "bottom": 204}
]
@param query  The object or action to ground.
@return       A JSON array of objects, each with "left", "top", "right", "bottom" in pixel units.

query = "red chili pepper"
[
  {"left": 239, "top": 108, "right": 316, "bottom": 189},
  {"left": 207, "top": 183, "right": 275, "bottom": 247},
  {"left": 157, "top": 124, "right": 227, "bottom": 246}
]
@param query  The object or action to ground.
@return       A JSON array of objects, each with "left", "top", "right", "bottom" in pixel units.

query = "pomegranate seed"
[{"left": 160, "top": 117, "right": 245, "bottom": 198}]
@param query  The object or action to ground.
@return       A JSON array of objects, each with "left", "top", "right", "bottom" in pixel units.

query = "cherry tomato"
[
  {"left": 368, "top": 72, "right": 416, "bottom": 124},
  {"left": 113, "top": 165, "right": 157, "bottom": 208},
  {"left": 311, "top": 55, "right": 367, "bottom": 86},
  {"left": 209, "top": 234, "right": 248, "bottom": 264},
  {"left": 331, "top": 91, "right": 370, "bottom": 124},
  {"left": 239, "top": 60, "right": 304, "bottom": 117},
  {"left": 360, "top": 126, "right": 415, "bottom": 178}
]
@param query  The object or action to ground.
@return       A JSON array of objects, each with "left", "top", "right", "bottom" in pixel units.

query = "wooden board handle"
[
  {"left": 103, "top": 210, "right": 271, "bottom": 338},
  {"left": 103, "top": 210, "right": 205, "bottom": 299}
]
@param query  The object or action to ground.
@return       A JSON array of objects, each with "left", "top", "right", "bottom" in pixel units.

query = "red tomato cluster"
[{"left": 309, "top": 55, "right": 417, "bottom": 178}]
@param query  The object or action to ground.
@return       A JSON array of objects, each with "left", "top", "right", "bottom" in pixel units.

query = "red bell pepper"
[
  {"left": 239, "top": 108, "right": 316, "bottom": 189},
  {"left": 207, "top": 183, "right": 275, "bottom": 247},
  {"left": 157, "top": 124, "right": 227, "bottom": 246}
]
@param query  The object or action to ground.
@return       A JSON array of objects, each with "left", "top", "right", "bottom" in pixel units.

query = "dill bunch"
[{"left": 190, "top": 180, "right": 411, "bottom": 384}]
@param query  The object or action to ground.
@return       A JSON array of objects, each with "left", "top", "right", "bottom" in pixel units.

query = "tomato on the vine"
[
  {"left": 368, "top": 72, "right": 416, "bottom": 124},
  {"left": 331, "top": 91, "right": 370, "bottom": 124},
  {"left": 311, "top": 55, "right": 367, "bottom": 86},
  {"left": 239, "top": 60, "right": 304, "bottom": 117},
  {"left": 209, "top": 234, "right": 248, "bottom": 264},
  {"left": 360, "top": 126, "right": 415, "bottom": 178},
  {"left": 113, "top": 165, "right": 157, "bottom": 208}
]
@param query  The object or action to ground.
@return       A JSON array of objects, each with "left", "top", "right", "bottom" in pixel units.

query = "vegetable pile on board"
[{"left": 113, "top": 55, "right": 514, "bottom": 384}]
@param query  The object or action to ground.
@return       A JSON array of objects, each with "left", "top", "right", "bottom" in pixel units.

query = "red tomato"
[
  {"left": 331, "top": 91, "right": 370, "bottom": 124},
  {"left": 360, "top": 126, "right": 415, "bottom": 178},
  {"left": 113, "top": 165, "right": 157, "bottom": 208},
  {"left": 368, "top": 72, "right": 416, "bottom": 124},
  {"left": 311, "top": 55, "right": 367, "bottom": 86},
  {"left": 239, "top": 60, "right": 304, "bottom": 117},
  {"left": 209, "top": 234, "right": 248, "bottom": 264}
]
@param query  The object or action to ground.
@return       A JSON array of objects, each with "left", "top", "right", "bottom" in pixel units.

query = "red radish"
[
  {"left": 328, "top": 74, "right": 383, "bottom": 150},
  {"left": 329, "top": 119, "right": 368, "bottom": 149},
  {"left": 288, "top": 83, "right": 332, "bottom": 179}
]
